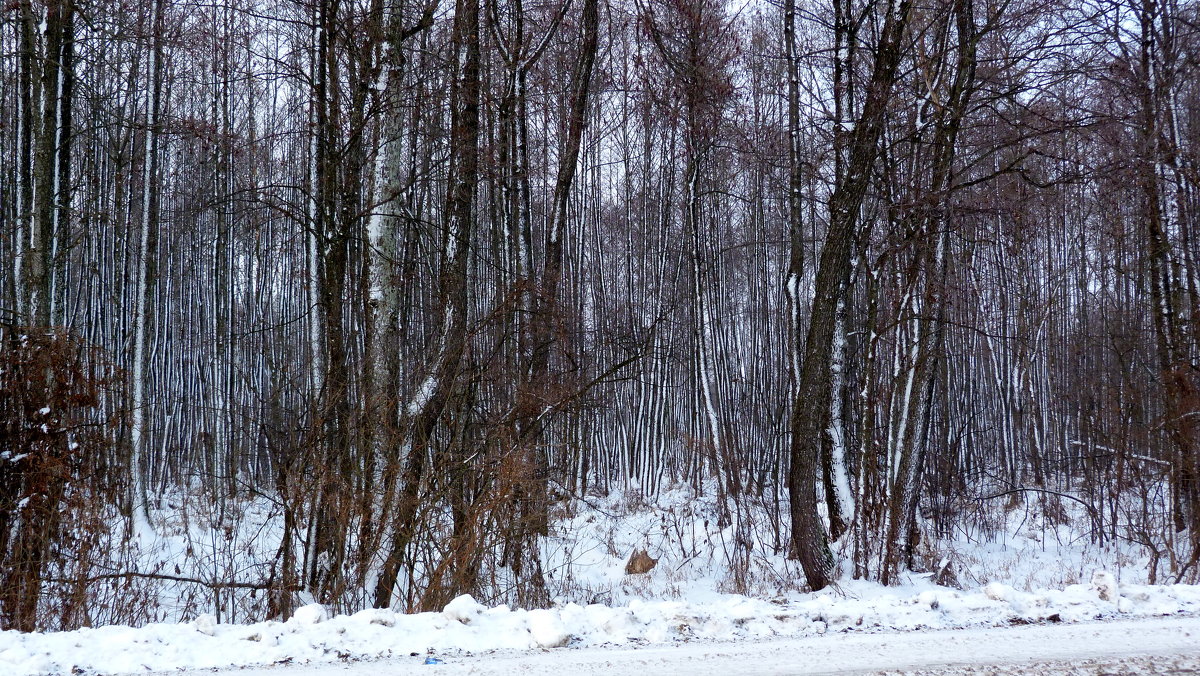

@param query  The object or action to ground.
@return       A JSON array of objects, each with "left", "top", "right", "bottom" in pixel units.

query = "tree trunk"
[
  {"left": 374, "top": 0, "right": 481, "bottom": 609},
  {"left": 130, "top": 0, "right": 162, "bottom": 528},
  {"left": 789, "top": 0, "right": 912, "bottom": 592}
]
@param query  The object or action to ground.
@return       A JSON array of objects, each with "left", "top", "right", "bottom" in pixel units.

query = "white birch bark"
[{"left": 130, "top": 0, "right": 163, "bottom": 530}]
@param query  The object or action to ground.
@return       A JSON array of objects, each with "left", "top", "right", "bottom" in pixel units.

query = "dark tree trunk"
[{"left": 789, "top": 0, "right": 912, "bottom": 592}]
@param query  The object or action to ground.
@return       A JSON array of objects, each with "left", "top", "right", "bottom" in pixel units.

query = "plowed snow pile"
[{"left": 3, "top": 577, "right": 1200, "bottom": 675}]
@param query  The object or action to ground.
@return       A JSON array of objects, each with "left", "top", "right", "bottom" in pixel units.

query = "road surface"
[{"left": 179, "top": 615, "right": 1200, "bottom": 675}]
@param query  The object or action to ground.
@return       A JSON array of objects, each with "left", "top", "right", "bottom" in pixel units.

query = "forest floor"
[{"left": 4, "top": 484, "right": 1197, "bottom": 675}]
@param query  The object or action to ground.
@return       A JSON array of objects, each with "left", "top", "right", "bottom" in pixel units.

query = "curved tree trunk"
[{"left": 789, "top": 0, "right": 912, "bottom": 592}]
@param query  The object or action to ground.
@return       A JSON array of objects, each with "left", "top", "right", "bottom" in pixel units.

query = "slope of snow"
[
  {"left": 541, "top": 483, "right": 1165, "bottom": 608},
  {"left": 5, "top": 481, "right": 1188, "bottom": 675},
  {"left": 77, "top": 481, "right": 1165, "bottom": 627}
]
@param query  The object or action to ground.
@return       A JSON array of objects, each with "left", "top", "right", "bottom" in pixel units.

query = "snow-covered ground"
[
  {"left": 543, "top": 483, "right": 1163, "bottom": 607},
  {"left": 164, "top": 616, "right": 1200, "bottom": 675},
  {"left": 3, "top": 577, "right": 1200, "bottom": 675},
  {"left": 111, "top": 481, "right": 1165, "bottom": 624},
  {"left": 4, "top": 483, "right": 1194, "bottom": 675}
]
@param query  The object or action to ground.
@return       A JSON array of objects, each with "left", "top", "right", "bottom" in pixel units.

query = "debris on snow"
[{"left": 625, "top": 549, "right": 658, "bottom": 575}]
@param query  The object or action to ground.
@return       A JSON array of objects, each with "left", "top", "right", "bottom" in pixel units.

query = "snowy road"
[{"left": 189, "top": 616, "right": 1200, "bottom": 675}]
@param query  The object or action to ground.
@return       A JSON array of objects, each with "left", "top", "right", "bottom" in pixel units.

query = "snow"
[
  {"left": 290, "top": 604, "right": 328, "bottom": 626},
  {"left": 193, "top": 614, "right": 217, "bottom": 636},
  {"left": 442, "top": 594, "right": 485, "bottom": 624},
  {"left": 3, "top": 578, "right": 1200, "bottom": 675},
  {"left": 407, "top": 374, "right": 437, "bottom": 415},
  {"left": 5, "top": 483, "right": 1196, "bottom": 675},
  {"left": 168, "top": 617, "right": 1200, "bottom": 675}
]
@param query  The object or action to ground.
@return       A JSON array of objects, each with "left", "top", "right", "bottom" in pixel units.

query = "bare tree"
[{"left": 790, "top": 0, "right": 913, "bottom": 592}]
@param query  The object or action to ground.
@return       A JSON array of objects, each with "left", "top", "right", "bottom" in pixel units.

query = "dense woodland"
[{"left": 2, "top": 0, "right": 1199, "bottom": 632}]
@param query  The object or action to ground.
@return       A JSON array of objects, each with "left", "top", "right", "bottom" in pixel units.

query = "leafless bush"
[{"left": 0, "top": 327, "right": 120, "bottom": 631}]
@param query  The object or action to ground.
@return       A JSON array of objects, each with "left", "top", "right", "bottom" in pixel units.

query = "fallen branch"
[
  {"left": 46, "top": 571, "right": 301, "bottom": 592},
  {"left": 976, "top": 486, "right": 1101, "bottom": 535}
]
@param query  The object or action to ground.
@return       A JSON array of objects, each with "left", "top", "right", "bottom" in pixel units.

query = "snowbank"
[{"left": 4, "top": 577, "right": 1200, "bottom": 675}]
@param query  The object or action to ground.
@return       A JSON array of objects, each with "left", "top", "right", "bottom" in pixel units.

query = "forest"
[{"left": 1, "top": 0, "right": 1199, "bottom": 634}]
